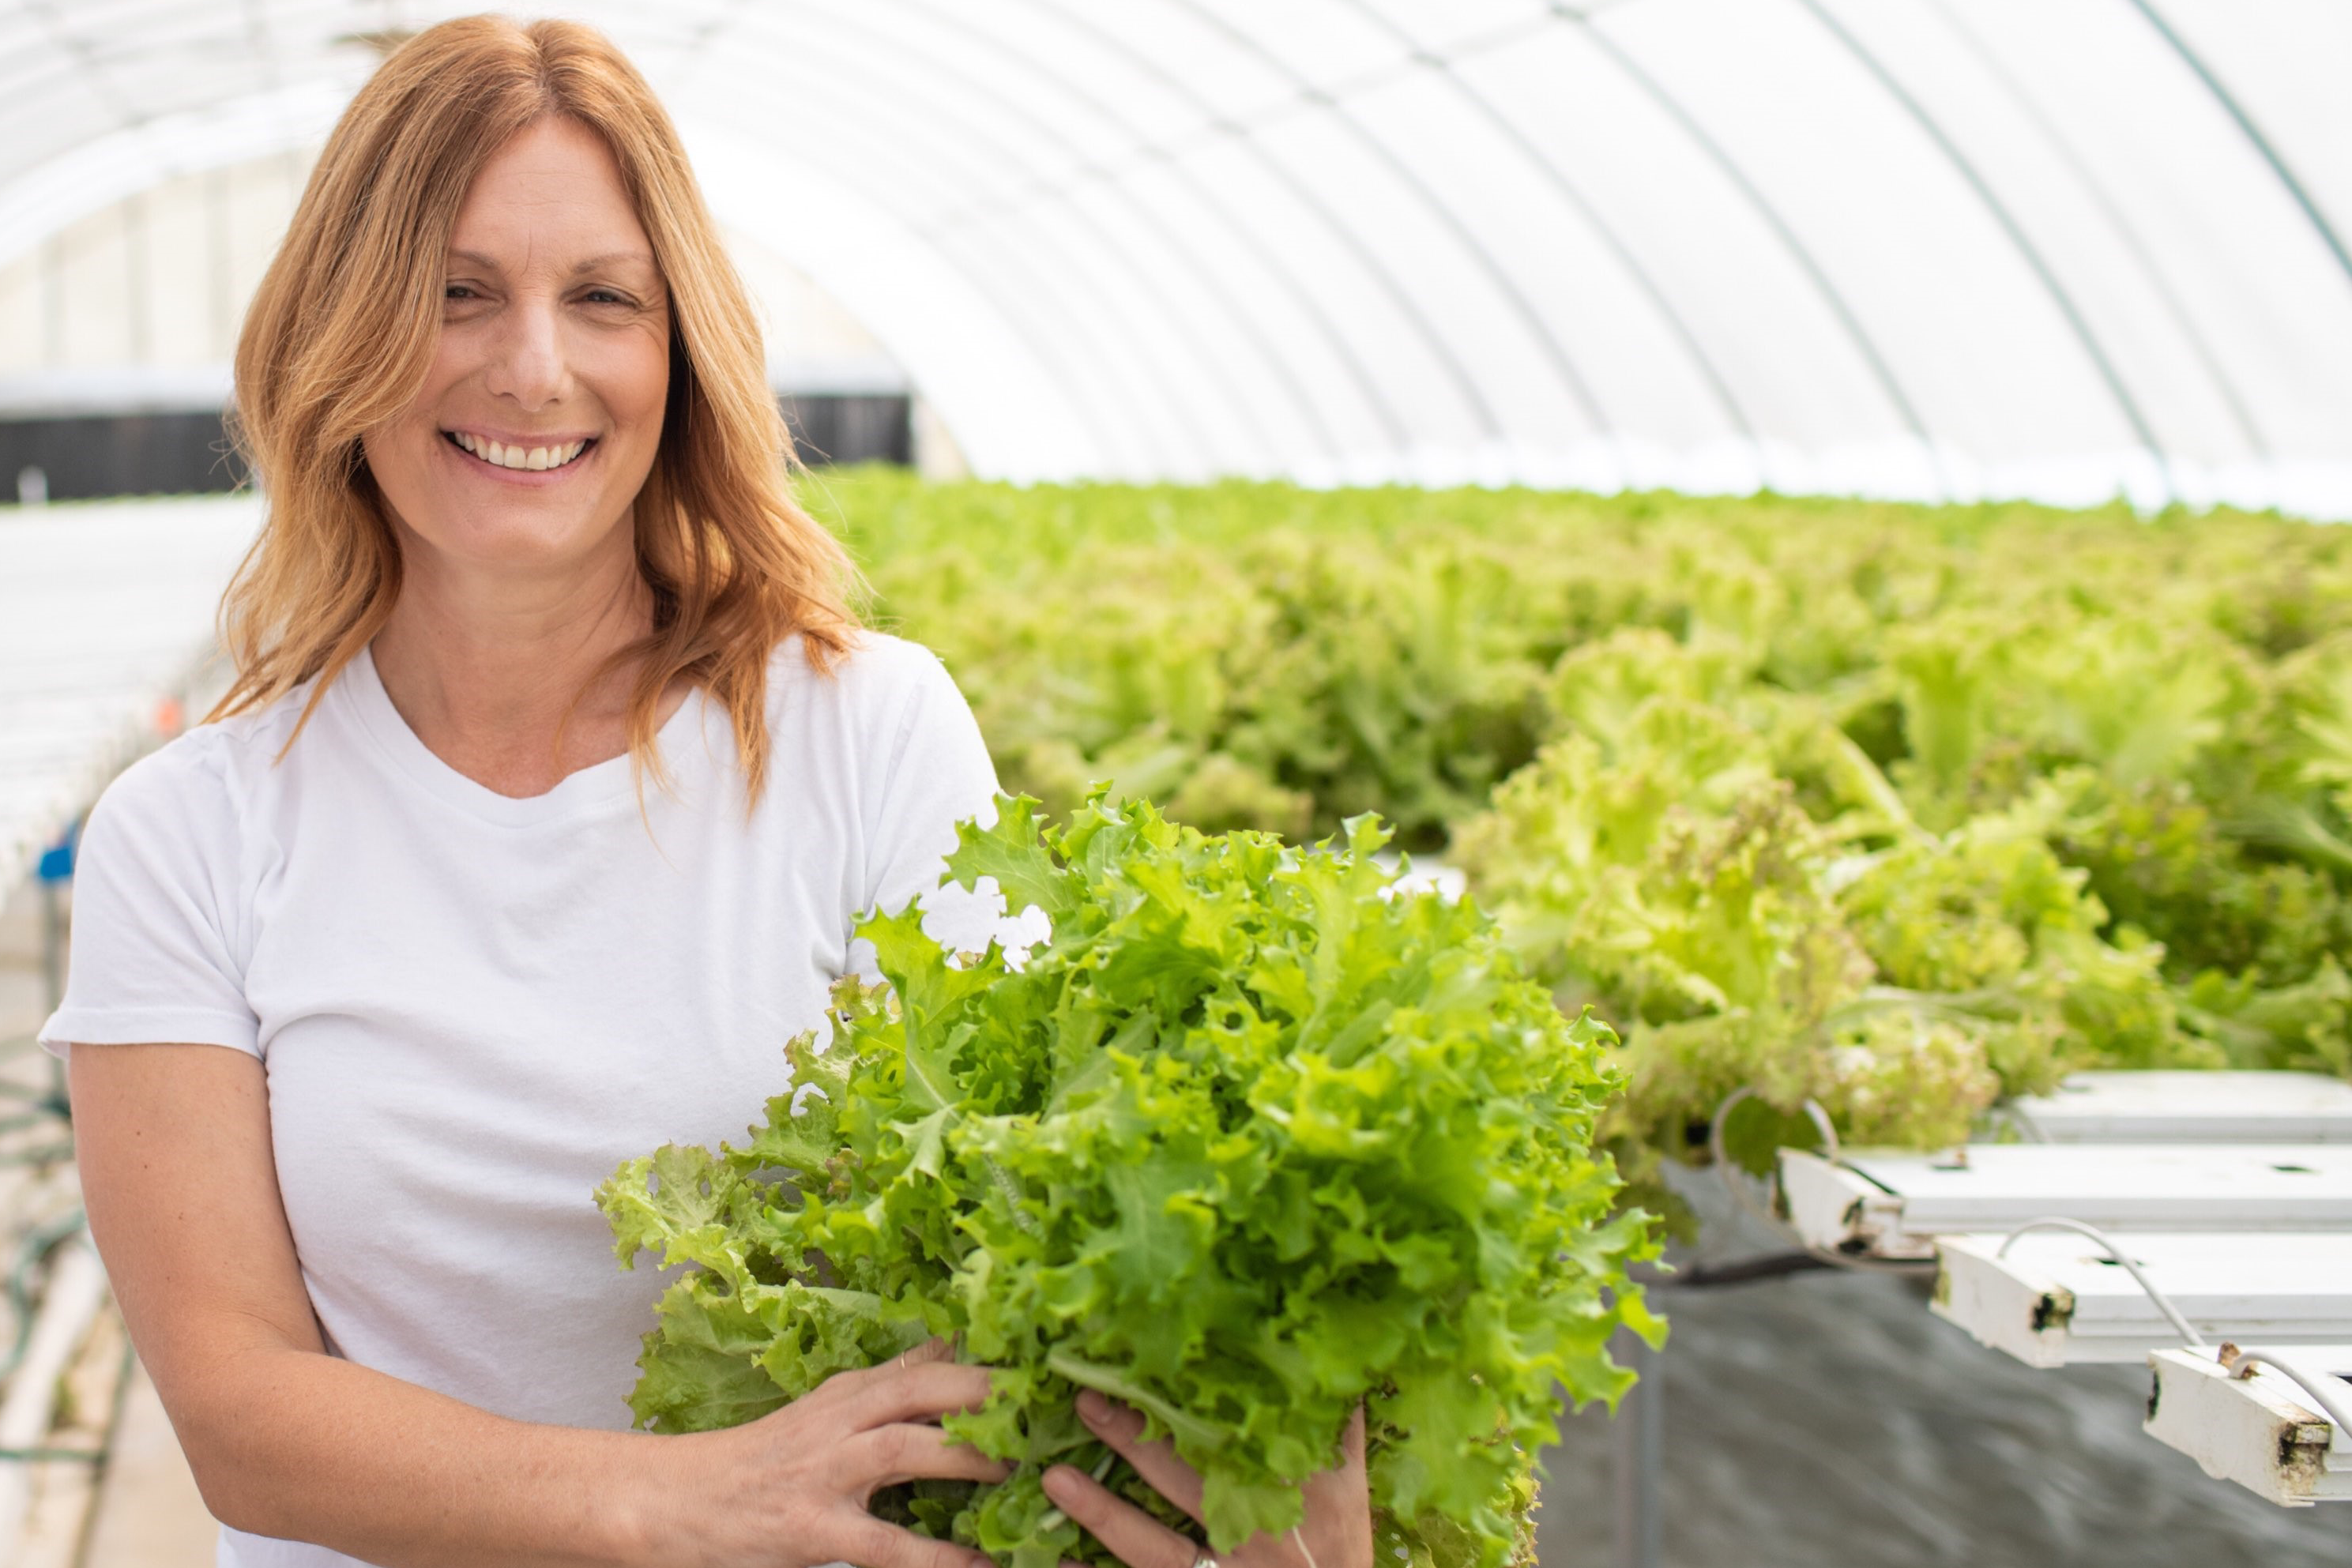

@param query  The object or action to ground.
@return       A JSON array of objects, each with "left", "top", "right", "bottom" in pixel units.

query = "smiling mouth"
[{"left": 443, "top": 430, "right": 598, "bottom": 472}]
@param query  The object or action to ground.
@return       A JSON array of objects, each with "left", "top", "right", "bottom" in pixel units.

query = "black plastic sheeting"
[
  {"left": 781, "top": 393, "right": 911, "bottom": 468},
  {"left": 0, "top": 393, "right": 912, "bottom": 502},
  {"left": 1531, "top": 1169, "right": 2348, "bottom": 1566},
  {"left": 0, "top": 412, "right": 246, "bottom": 502}
]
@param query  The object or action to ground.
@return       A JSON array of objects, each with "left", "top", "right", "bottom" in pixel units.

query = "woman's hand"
[
  {"left": 1040, "top": 1393, "right": 1372, "bottom": 1568},
  {"left": 672, "top": 1337, "right": 1011, "bottom": 1568}
]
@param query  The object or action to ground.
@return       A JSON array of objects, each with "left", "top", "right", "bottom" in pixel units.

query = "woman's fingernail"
[
  {"left": 1042, "top": 1465, "right": 1077, "bottom": 1503},
  {"left": 1075, "top": 1389, "right": 1110, "bottom": 1425}
]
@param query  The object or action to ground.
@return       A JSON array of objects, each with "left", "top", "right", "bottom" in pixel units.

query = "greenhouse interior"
[{"left": 2, "top": 2, "right": 2350, "bottom": 1566}]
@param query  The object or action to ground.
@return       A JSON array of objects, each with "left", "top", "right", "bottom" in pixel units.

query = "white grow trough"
[
  {"left": 1777, "top": 1144, "right": 2352, "bottom": 1261},
  {"left": 2006, "top": 1071, "right": 2352, "bottom": 1144},
  {"left": 1932, "top": 1231, "right": 2352, "bottom": 1367},
  {"left": 2146, "top": 1345, "right": 2352, "bottom": 1506}
]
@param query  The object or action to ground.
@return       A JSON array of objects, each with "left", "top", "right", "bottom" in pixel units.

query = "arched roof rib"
[
  {"left": 1339, "top": 0, "right": 1765, "bottom": 476},
  {"left": 935, "top": 0, "right": 1581, "bottom": 480},
  {"left": 1173, "top": 0, "right": 1615, "bottom": 472},
  {"left": 1564, "top": 6, "right": 1944, "bottom": 497},
  {"left": 762, "top": 120, "right": 1147, "bottom": 475},
  {"left": 985, "top": 0, "right": 1415, "bottom": 457},
  {"left": 1926, "top": 0, "right": 2268, "bottom": 462},
  {"left": 772, "top": 0, "right": 1304, "bottom": 476},
  {"left": 714, "top": 77, "right": 1177, "bottom": 476},
  {"left": 1054, "top": 0, "right": 1517, "bottom": 466},
  {"left": 882, "top": 0, "right": 1359, "bottom": 467},
  {"left": 796, "top": 84, "right": 1225, "bottom": 479},
  {"left": 1800, "top": 0, "right": 2175, "bottom": 502},
  {"left": 680, "top": 120, "right": 1100, "bottom": 482},
  {"left": 0, "top": 80, "right": 356, "bottom": 273},
  {"left": 1944, "top": 0, "right": 2352, "bottom": 483},
  {"left": 2128, "top": 0, "right": 2352, "bottom": 297},
  {"left": 696, "top": 0, "right": 1409, "bottom": 477},
  {"left": 0, "top": 0, "right": 2345, "bottom": 513}
]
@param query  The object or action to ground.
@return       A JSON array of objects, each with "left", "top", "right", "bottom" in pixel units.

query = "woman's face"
[{"left": 363, "top": 115, "right": 671, "bottom": 581}]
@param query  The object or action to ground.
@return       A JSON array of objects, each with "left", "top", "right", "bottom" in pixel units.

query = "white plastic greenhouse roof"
[{"left": 3, "top": 0, "right": 2349, "bottom": 513}]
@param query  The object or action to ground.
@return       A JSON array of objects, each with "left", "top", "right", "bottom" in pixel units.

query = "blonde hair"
[{"left": 214, "top": 14, "right": 859, "bottom": 805}]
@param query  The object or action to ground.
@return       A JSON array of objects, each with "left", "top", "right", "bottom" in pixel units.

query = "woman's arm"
[{"left": 73, "top": 1041, "right": 1007, "bottom": 1568}]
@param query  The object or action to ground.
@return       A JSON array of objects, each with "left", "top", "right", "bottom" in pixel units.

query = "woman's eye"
[
  {"left": 584, "top": 289, "right": 630, "bottom": 306},
  {"left": 443, "top": 284, "right": 477, "bottom": 300}
]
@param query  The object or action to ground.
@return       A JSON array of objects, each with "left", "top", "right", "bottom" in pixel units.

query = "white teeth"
[{"left": 450, "top": 432, "right": 589, "bottom": 472}]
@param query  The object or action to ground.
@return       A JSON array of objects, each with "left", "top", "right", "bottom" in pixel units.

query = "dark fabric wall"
[
  {"left": 2, "top": 393, "right": 913, "bottom": 502},
  {"left": 781, "top": 394, "right": 912, "bottom": 468},
  {"left": 1, "top": 412, "right": 246, "bottom": 501}
]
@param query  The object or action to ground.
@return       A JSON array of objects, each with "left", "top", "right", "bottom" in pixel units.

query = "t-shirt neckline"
[{"left": 339, "top": 642, "right": 712, "bottom": 828}]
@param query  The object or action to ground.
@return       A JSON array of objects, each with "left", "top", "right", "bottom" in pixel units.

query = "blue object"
[{"left": 36, "top": 823, "right": 76, "bottom": 883}]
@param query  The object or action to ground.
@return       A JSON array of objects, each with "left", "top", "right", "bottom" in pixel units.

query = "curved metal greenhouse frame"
[{"left": 0, "top": 0, "right": 2345, "bottom": 513}]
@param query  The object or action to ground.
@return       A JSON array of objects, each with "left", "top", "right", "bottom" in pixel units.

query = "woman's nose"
[{"left": 481, "top": 296, "right": 569, "bottom": 408}]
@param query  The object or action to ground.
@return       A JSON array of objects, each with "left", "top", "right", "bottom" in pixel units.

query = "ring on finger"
[{"left": 1191, "top": 1555, "right": 1218, "bottom": 1568}]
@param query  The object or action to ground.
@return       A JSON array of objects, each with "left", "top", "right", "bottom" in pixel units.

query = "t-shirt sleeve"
[
  {"left": 36, "top": 744, "right": 260, "bottom": 1058},
  {"left": 848, "top": 648, "right": 1018, "bottom": 979}
]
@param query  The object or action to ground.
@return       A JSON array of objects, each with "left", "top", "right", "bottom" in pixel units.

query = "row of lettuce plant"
[{"left": 809, "top": 470, "right": 2352, "bottom": 1174}]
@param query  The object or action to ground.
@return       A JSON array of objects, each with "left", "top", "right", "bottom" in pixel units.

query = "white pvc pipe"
[{"left": 0, "top": 1238, "right": 111, "bottom": 1554}]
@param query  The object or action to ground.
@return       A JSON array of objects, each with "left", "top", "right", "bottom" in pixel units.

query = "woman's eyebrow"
[
  {"left": 446, "top": 248, "right": 657, "bottom": 274},
  {"left": 567, "top": 250, "right": 658, "bottom": 274}
]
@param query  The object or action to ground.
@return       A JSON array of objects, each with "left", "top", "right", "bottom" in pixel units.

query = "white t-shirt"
[{"left": 40, "top": 632, "right": 1008, "bottom": 1568}]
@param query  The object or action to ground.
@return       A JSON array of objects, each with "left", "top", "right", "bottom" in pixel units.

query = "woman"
[{"left": 44, "top": 18, "right": 1371, "bottom": 1568}]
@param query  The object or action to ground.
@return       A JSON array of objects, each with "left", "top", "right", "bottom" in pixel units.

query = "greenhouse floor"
[{"left": 1533, "top": 1168, "right": 2350, "bottom": 1566}]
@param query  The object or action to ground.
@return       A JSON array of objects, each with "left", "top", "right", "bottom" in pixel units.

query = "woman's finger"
[
  {"left": 1075, "top": 1389, "right": 1206, "bottom": 1524},
  {"left": 814, "top": 1337, "right": 955, "bottom": 1402},
  {"left": 1041, "top": 1464, "right": 1201, "bottom": 1568},
  {"left": 797, "top": 1337, "right": 947, "bottom": 1416},
  {"left": 841, "top": 1359, "right": 998, "bottom": 1431},
  {"left": 1293, "top": 1406, "right": 1374, "bottom": 1568},
  {"left": 1300, "top": 1404, "right": 1368, "bottom": 1510},
  {"left": 837, "top": 1422, "right": 1015, "bottom": 1493}
]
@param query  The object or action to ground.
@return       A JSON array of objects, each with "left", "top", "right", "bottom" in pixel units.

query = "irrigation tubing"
[{"left": 1994, "top": 1216, "right": 2207, "bottom": 1349}]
